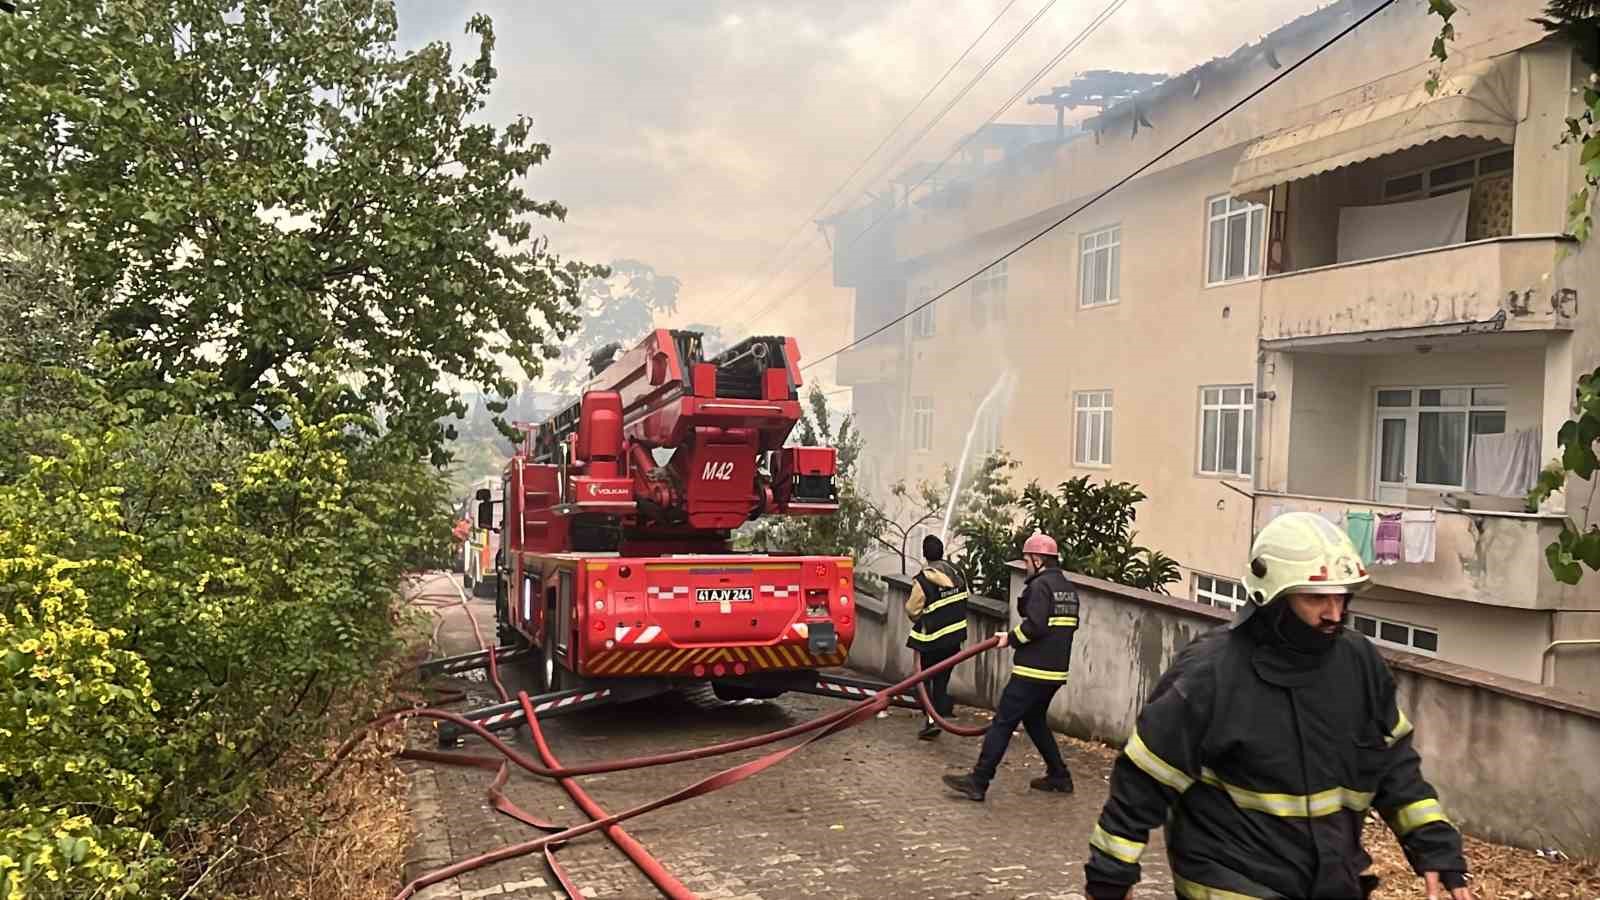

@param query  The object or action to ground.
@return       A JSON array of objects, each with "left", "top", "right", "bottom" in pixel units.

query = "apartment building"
[{"left": 829, "top": 0, "right": 1600, "bottom": 695}]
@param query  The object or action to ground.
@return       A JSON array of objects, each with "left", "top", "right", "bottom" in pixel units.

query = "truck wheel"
[{"left": 528, "top": 642, "right": 551, "bottom": 692}]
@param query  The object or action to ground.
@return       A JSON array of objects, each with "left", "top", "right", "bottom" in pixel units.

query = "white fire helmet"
[{"left": 1236, "top": 512, "right": 1370, "bottom": 628}]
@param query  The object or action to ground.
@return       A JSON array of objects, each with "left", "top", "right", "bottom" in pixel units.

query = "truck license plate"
[{"left": 695, "top": 587, "right": 753, "bottom": 603}]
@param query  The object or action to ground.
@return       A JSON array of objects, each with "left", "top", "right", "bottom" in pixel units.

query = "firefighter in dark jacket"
[
  {"left": 943, "top": 532, "right": 1075, "bottom": 800},
  {"left": 1083, "top": 512, "right": 1473, "bottom": 900},
  {"left": 904, "top": 534, "right": 970, "bottom": 740}
]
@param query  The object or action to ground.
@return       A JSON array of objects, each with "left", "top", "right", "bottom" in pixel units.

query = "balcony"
[
  {"left": 1259, "top": 235, "right": 1578, "bottom": 347},
  {"left": 833, "top": 342, "right": 902, "bottom": 386},
  {"left": 1254, "top": 492, "right": 1567, "bottom": 610}
]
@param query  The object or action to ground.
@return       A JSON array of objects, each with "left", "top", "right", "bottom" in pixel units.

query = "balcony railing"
[
  {"left": 1253, "top": 492, "right": 1567, "bottom": 610},
  {"left": 1260, "top": 235, "right": 1578, "bottom": 346}
]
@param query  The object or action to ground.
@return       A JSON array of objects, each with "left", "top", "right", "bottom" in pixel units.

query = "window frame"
[
  {"left": 971, "top": 260, "right": 1008, "bottom": 325},
  {"left": 1073, "top": 390, "right": 1113, "bottom": 468},
  {"left": 1192, "top": 573, "right": 1249, "bottom": 612},
  {"left": 1371, "top": 384, "right": 1508, "bottom": 492},
  {"left": 978, "top": 406, "right": 1002, "bottom": 458},
  {"left": 1382, "top": 147, "right": 1515, "bottom": 202},
  {"left": 911, "top": 396, "right": 934, "bottom": 453},
  {"left": 1197, "top": 384, "right": 1255, "bottom": 479},
  {"left": 911, "top": 286, "right": 935, "bottom": 339},
  {"left": 1350, "top": 612, "right": 1439, "bottom": 656},
  {"left": 1204, "top": 195, "right": 1267, "bottom": 287},
  {"left": 1079, "top": 226, "right": 1122, "bottom": 309}
]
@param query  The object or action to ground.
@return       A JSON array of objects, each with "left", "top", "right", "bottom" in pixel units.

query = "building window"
[
  {"left": 1193, "top": 574, "right": 1249, "bottom": 612},
  {"left": 1384, "top": 149, "right": 1514, "bottom": 200},
  {"left": 1080, "top": 226, "right": 1120, "bottom": 307},
  {"left": 1074, "top": 390, "right": 1113, "bottom": 466},
  {"left": 1382, "top": 148, "right": 1514, "bottom": 241},
  {"left": 1199, "top": 386, "right": 1254, "bottom": 478},
  {"left": 911, "top": 287, "right": 935, "bottom": 339},
  {"left": 1351, "top": 613, "right": 1439, "bottom": 655},
  {"left": 978, "top": 407, "right": 1002, "bottom": 458},
  {"left": 911, "top": 396, "right": 933, "bottom": 453},
  {"left": 1377, "top": 386, "right": 1507, "bottom": 490},
  {"left": 1206, "top": 196, "right": 1265, "bottom": 286},
  {"left": 972, "top": 261, "right": 1007, "bottom": 324}
]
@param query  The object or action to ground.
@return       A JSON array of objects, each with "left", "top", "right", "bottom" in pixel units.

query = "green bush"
[{"left": 0, "top": 393, "right": 446, "bottom": 897}]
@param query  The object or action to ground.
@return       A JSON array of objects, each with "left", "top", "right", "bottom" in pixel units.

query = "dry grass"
[
  {"left": 1364, "top": 815, "right": 1600, "bottom": 899},
  {"left": 169, "top": 726, "right": 412, "bottom": 900}
]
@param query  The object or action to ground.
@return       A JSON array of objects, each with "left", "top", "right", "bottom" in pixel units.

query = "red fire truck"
[{"left": 433, "top": 331, "right": 908, "bottom": 744}]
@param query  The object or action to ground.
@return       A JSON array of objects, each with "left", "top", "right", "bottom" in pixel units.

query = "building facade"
[{"left": 830, "top": 0, "right": 1600, "bottom": 695}]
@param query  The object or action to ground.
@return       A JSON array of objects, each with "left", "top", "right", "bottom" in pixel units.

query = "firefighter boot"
[
  {"left": 1029, "top": 774, "right": 1074, "bottom": 794},
  {"left": 918, "top": 720, "right": 941, "bottom": 741},
  {"left": 942, "top": 773, "right": 986, "bottom": 801}
]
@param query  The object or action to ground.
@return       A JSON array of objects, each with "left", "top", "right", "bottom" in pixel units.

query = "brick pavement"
[{"left": 402, "top": 573, "right": 1174, "bottom": 899}]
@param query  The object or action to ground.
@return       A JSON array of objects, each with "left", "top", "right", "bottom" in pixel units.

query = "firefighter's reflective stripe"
[
  {"left": 909, "top": 619, "right": 966, "bottom": 643},
  {"left": 1047, "top": 616, "right": 1078, "bottom": 627},
  {"left": 1089, "top": 825, "right": 1145, "bottom": 864},
  {"left": 922, "top": 590, "right": 969, "bottom": 615},
  {"left": 1175, "top": 876, "right": 1261, "bottom": 899},
  {"left": 1125, "top": 730, "right": 1195, "bottom": 793},
  {"left": 1198, "top": 768, "right": 1373, "bottom": 818},
  {"left": 1011, "top": 624, "right": 1031, "bottom": 644},
  {"left": 1388, "top": 798, "right": 1449, "bottom": 836},
  {"left": 1012, "top": 664, "right": 1068, "bottom": 682},
  {"left": 1387, "top": 709, "right": 1413, "bottom": 746}
]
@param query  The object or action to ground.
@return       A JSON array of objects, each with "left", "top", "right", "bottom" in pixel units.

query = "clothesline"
[{"left": 1264, "top": 501, "right": 1435, "bottom": 566}]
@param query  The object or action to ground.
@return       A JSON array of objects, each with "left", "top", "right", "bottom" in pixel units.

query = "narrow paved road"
[{"left": 402, "top": 572, "right": 1174, "bottom": 899}]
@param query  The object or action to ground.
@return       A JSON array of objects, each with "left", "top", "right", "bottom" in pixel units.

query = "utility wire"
[
  {"left": 802, "top": 0, "right": 1397, "bottom": 373},
  {"left": 720, "top": 0, "right": 1026, "bottom": 329},
  {"left": 724, "top": 0, "right": 1059, "bottom": 335},
  {"left": 735, "top": 0, "right": 1125, "bottom": 339}
]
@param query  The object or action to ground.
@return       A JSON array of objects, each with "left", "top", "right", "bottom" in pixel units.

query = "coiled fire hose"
[{"left": 371, "top": 581, "right": 1002, "bottom": 898}]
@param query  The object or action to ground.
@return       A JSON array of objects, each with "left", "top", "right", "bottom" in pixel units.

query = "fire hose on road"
[{"left": 372, "top": 583, "right": 1002, "bottom": 899}]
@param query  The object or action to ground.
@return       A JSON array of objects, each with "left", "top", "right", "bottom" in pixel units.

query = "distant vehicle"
[{"left": 460, "top": 476, "right": 500, "bottom": 599}]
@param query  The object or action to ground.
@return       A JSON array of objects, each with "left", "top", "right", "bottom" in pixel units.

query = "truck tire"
[{"left": 473, "top": 573, "right": 497, "bottom": 600}]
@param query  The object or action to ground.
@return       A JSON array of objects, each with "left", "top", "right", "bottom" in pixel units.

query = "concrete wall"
[
  {"left": 1273, "top": 341, "right": 1549, "bottom": 509},
  {"left": 1252, "top": 493, "right": 1570, "bottom": 611},
  {"left": 1351, "top": 588, "right": 1554, "bottom": 684},
  {"left": 850, "top": 570, "right": 1600, "bottom": 855},
  {"left": 1285, "top": 354, "right": 1365, "bottom": 497},
  {"left": 893, "top": 152, "right": 1261, "bottom": 603}
]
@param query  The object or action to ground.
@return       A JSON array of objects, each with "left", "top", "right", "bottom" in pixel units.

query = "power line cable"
[
  {"left": 802, "top": 0, "right": 1397, "bottom": 373},
  {"left": 734, "top": 0, "right": 1126, "bottom": 339},
  {"left": 725, "top": 0, "right": 1063, "bottom": 335},
  {"left": 719, "top": 0, "right": 1025, "bottom": 326}
]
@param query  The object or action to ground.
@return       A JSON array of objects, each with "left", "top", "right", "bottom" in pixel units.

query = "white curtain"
[{"left": 1336, "top": 190, "right": 1471, "bottom": 264}]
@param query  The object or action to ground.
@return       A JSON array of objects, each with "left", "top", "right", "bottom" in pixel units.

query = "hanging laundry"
[
  {"left": 1465, "top": 429, "right": 1540, "bottom": 497},
  {"left": 1401, "top": 510, "right": 1437, "bottom": 564},
  {"left": 1320, "top": 509, "right": 1346, "bottom": 529},
  {"left": 1344, "top": 510, "right": 1376, "bottom": 567},
  {"left": 1373, "top": 513, "right": 1403, "bottom": 566}
]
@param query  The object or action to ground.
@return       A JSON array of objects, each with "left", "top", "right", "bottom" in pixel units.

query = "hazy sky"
[{"left": 394, "top": 0, "right": 1316, "bottom": 388}]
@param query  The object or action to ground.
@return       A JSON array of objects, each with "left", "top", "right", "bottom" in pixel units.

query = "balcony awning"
[{"left": 1231, "top": 55, "right": 1519, "bottom": 196}]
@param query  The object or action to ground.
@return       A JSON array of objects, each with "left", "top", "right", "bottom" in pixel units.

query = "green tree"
[
  {"left": 945, "top": 451, "right": 1025, "bottom": 597},
  {"left": 741, "top": 384, "right": 885, "bottom": 566},
  {"left": 0, "top": 0, "right": 601, "bottom": 463},
  {"left": 1532, "top": 365, "right": 1600, "bottom": 583},
  {"left": 1014, "top": 477, "right": 1181, "bottom": 594},
  {"left": 547, "top": 260, "right": 683, "bottom": 391}
]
